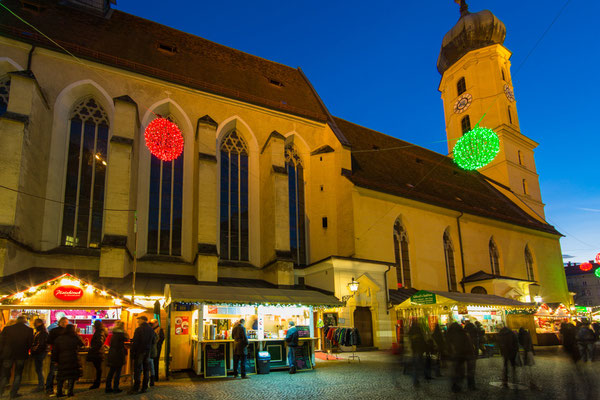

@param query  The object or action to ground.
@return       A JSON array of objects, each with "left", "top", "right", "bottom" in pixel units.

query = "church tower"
[{"left": 438, "top": 1, "right": 545, "bottom": 218}]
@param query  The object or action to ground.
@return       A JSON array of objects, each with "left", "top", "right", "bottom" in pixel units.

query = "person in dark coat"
[
  {"left": 52, "top": 324, "right": 85, "bottom": 397},
  {"left": 86, "top": 320, "right": 107, "bottom": 389},
  {"left": 0, "top": 316, "right": 34, "bottom": 398},
  {"left": 560, "top": 322, "right": 580, "bottom": 363},
  {"left": 232, "top": 319, "right": 249, "bottom": 379},
  {"left": 128, "top": 315, "right": 155, "bottom": 394},
  {"left": 518, "top": 327, "right": 539, "bottom": 390},
  {"left": 463, "top": 321, "right": 478, "bottom": 389},
  {"left": 446, "top": 322, "right": 474, "bottom": 393},
  {"left": 46, "top": 317, "right": 69, "bottom": 394},
  {"left": 31, "top": 318, "right": 49, "bottom": 392},
  {"left": 432, "top": 324, "right": 446, "bottom": 371},
  {"left": 150, "top": 319, "right": 165, "bottom": 381},
  {"left": 576, "top": 320, "right": 597, "bottom": 363},
  {"left": 475, "top": 321, "right": 486, "bottom": 356},
  {"left": 148, "top": 328, "right": 158, "bottom": 386},
  {"left": 105, "top": 321, "right": 129, "bottom": 394},
  {"left": 285, "top": 321, "right": 299, "bottom": 374},
  {"left": 497, "top": 325, "right": 519, "bottom": 388},
  {"left": 408, "top": 323, "right": 427, "bottom": 387}
]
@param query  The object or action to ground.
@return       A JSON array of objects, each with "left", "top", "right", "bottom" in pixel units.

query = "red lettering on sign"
[{"left": 53, "top": 286, "right": 83, "bottom": 301}]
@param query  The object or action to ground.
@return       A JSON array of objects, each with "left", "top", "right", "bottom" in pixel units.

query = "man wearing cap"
[
  {"left": 128, "top": 315, "right": 155, "bottom": 394},
  {"left": 232, "top": 319, "right": 249, "bottom": 379}
]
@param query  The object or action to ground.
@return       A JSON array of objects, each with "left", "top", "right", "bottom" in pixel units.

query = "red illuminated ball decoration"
[
  {"left": 580, "top": 262, "right": 593, "bottom": 272},
  {"left": 595, "top": 252, "right": 600, "bottom": 264},
  {"left": 144, "top": 117, "right": 184, "bottom": 161}
]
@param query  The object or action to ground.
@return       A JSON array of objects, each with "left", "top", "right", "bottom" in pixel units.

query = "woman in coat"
[
  {"left": 52, "top": 324, "right": 84, "bottom": 397},
  {"left": 86, "top": 320, "right": 107, "bottom": 389},
  {"left": 105, "top": 321, "right": 129, "bottom": 393},
  {"left": 30, "top": 318, "right": 49, "bottom": 391}
]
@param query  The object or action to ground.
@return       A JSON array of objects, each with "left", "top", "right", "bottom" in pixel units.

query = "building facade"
[
  {"left": 565, "top": 262, "right": 600, "bottom": 307},
  {"left": 0, "top": 0, "right": 570, "bottom": 350}
]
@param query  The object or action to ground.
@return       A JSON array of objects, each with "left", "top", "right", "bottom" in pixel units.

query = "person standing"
[
  {"left": 52, "top": 324, "right": 85, "bottom": 397},
  {"left": 560, "top": 322, "right": 580, "bottom": 363},
  {"left": 285, "top": 321, "right": 299, "bottom": 374},
  {"left": 86, "top": 320, "right": 107, "bottom": 389},
  {"left": 148, "top": 327, "right": 158, "bottom": 386},
  {"left": 431, "top": 324, "right": 446, "bottom": 375},
  {"left": 518, "top": 327, "right": 539, "bottom": 391},
  {"left": 31, "top": 318, "right": 49, "bottom": 392},
  {"left": 232, "top": 319, "right": 249, "bottom": 379},
  {"left": 497, "top": 325, "right": 519, "bottom": 388},
  {"left": 46, "top": 316, "right": 69, "bottom": 394},
  {"left": 463, "top": 320, "right": 478, "bottom": 390},
  {"left": 408, "top": 322, "right": 427, "bottom": 387},
  {"left": 576, "top": 320, "right": 597, "bottom": 363},
  {"left": 128, "top": 316, "right": 155, "bottom": 394},
  {"left": 105, "top": 321, "right": 129, "bottom": 394},
  {"left": 475, "top": 321, "right": 486, "bottom": 356},
  {"left": 446, "top": 321, "right": 473, "bottom": 393},
  {"left": 0, "top": 316, "right": 34, "bottom": 398},
  {"left": 150, "top": 319, "right": 165, "bottom": 380}
]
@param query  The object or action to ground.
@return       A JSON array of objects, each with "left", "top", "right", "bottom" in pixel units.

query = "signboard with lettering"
[
  {"left": 410, "top": 291, "right": 436, "bottom": 305},
  {"left": 294, "top": 341, "right": 313, "bottom": 371},
  {"left": 296, "top": 325, "right": 310, "bottom": 338},
  {"left": 245, "top": 342, "right": 257, "bottom": 374},
  {"left": 53, "top": 286, "right": 83, "bottom": 301},
  {"left": 204, "top": 343, "right": 227, "bottom": 378}
]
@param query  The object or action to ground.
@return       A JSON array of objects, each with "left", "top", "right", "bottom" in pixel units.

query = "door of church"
[{"left": 353, "top": 307, "right": 373, "bottom": 347}]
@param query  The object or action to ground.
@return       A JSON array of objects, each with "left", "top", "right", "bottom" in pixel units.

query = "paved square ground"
[{"left": 7, "top": 347, "right": 599, "bottom": 400}]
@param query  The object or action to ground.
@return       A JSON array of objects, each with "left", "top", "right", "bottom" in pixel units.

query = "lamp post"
[{"left": 342, "top": 277, "right": 360, "bottom": 304}]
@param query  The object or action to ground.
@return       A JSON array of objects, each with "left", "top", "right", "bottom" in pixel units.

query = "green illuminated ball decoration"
[
  {"left": 595, "top": 267, "right": 600, "bottom": 279},
  {"left": 453, "top": 127, "right": 500, "bottom": 170}
]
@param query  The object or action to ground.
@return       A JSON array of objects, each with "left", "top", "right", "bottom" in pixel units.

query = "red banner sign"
[{"left": 54, "top": 286, "right": 83, "bottom": 301}]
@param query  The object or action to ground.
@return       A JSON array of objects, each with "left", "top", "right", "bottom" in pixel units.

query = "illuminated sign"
[{"left": 54, "top": 286, "right": 83, "bottom": 301}]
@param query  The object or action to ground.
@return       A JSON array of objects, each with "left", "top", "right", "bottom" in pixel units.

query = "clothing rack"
[
  {"left": 323, "top": 326, "right": 361, "bottom": 362},
  {"left": 323, "top": 325, "right": 341, "bottom": 360}
]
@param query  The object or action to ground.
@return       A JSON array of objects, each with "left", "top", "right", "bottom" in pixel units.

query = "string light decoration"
[
  {"left": 144, "top": 117, "right": 184, "bottom": 161},
  {"left": 580, "top": 262, "right": 593, "bottom": 272},
  {"left": 452, "top": 127, "right": 500, "bottom": 170}
]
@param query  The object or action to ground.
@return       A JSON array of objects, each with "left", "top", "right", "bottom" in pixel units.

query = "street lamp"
[{"left": 342, "top": 277, "right": 359, "bottom": 303}]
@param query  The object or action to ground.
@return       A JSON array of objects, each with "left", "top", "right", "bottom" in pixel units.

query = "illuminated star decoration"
[
  {"left": 580, "top": 262, "right": 593, "bottom": 272},
  {"left": 144, "top": 117, "right": 184, "bottom": 161},
  {"left": 453, "top": 127, "right": 500, "bottom": 170}
]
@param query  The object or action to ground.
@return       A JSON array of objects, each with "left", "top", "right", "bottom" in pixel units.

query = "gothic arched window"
[
  {"left": 286, "top": 144, "right": 307, "bottom": 266},
  {"left": 489, "top": 238, "right": 500, "bottom": 275},
  {"left": 61, "top": 98, "right": 109, "bottom": 248},
  {"left": 0, "top": 76, "right": 10, "bottom": 114},
  {"left": 444, "top": 231, "right": 458, "bottom": 291},
  {"left": 525, "top": 245, "right": 534, "bottom": 281},
  {"left": 508, "top": 106, "right": 513, "bottom": 124},
  {"left": 457, "top": 77, "right": 466, "bottom": 96},
  {"left": 393, "top": 220, "right": 411, "bottom": 288},
  {"left": 220, "top": 130, "right": 249, "bottom": 261},
  {"left": 147, "top": 115, "right": 184, "bottom": 256},
  {"left": 461, "top": 115, "right": 471, "bottom": 134}
]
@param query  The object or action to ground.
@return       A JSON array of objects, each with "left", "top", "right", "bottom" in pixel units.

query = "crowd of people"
[
  {"left": 402, "top": 318, "right": 594, "bottom": 393},
  {"left": 0, "top": 314, "right": 165, "bottom": 398}
]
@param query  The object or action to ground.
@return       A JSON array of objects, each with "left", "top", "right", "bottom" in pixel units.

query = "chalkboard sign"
[
  {"left": 244, "top": 342, "right": 257, "bottom": 375},
  {"left": 294, "top": 341, "right": 312, "bottom": 371},
  {"left": 296, "top": 325, "right": 310, "bottom": 338},
  {"left": 205, "top": 343, "right": 227, "bottom": 378}
]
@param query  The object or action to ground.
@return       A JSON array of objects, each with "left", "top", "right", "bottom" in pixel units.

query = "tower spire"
[{"left": 455, "top": 0, "right": 469, "bottom": 17}]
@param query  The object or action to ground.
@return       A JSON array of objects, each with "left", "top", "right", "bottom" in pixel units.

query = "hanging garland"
[
  {"left": 453, "top": 127, "right": 500, "bottom": 170},
  {"left": 144, "top": 117, "right": 184, "bottom": 161}
]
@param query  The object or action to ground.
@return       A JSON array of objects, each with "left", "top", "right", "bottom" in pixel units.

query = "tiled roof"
[
  {"left": 388, "top": 288, "right": 419, "bottom": 305},
  {"left": 333, "top": 117, "right": 559, "bottom": 235},
  {"left": 0, "top": 0, "right": 327, "bottom": 122},
  {"left": 461, "top": 270, "right": 535, "bottom": 283}
]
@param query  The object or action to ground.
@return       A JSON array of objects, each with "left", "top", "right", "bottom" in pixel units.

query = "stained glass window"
[
  {"left": 393, "top": 220, "right": 411, "bottom": 288},
  {"left": 61, "top": 98, "right": 109, "bottom": 248},
  {"left": 489, "top": 238, "right": 500, "bottom": 275},
  {"left": 525, "top": 245, "right": 534, "bottom": 281},
  {"left": 286, "top": 144, "right": 307, "bottom": 266},
  {"left": 444, "top": 231, "right": 458, "bottom": 291}
]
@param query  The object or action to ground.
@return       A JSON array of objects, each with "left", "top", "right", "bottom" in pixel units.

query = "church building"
[{"left": 0, "top": 0, "right": 570, "bottom": 351}]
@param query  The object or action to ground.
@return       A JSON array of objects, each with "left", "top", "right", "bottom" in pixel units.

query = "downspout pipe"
[
  {"left": 457, "top": 212, "right": 466, "bottom": 293},
  {"left": 384, "top": 265, "right": 392, "bottom": 313}
]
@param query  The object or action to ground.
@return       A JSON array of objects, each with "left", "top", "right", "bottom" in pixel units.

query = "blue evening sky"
[{"left": 117, "top": 0, "right": 600, "bottom": 264}]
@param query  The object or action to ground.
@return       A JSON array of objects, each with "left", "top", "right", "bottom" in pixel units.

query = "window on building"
[
  {"left": 471, "top": 286, "right": 487, "bottom": 294},
  {"left": 489, "top": 238, "right": 500, "bottom": 275},
  {"left": 286, "top": 144, "right": 307, "bottom": 266},
  {"left": 0, "top": 76, "right": 10, "bottom": 115},
  {"left": 393, "top": 220, "right": 411, "bottom": 288},
  {"left": 583, "top": 281, "right": 587, "bottom": 286},
  {"left": 522, "top": 179, "right": 529, "bottom": 195},
  {"left": 518, "top": 150, "right": 523, "bottom": 166},
  {"left": 525, "top": 245, "right": 534, "bottom": 281},
  {"left": 508, "top": 106, "right": 513, "bottom": 124},
  {"left": 461, "top": 115, "right": 471, "bottom": 134},
  {"left": 61, "top": 98, "right": 109, "bottom": 248},
  {"left": 501, "top": 69, "right": 506, "bottom": 81},
  {"left": 457, "top": 77, "right": 466, "bottom": 96},
  {"left": 147, "top": 115, "right": 183, "bottom": 256},
  {"left": 444, "top": 231, "right": 458, "bottom": 291},
  {"left": 220, "top": 130, "right": 249, "bottom": 261}
]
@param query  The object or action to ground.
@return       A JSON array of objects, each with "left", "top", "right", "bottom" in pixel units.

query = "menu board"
[
  {"left": 296, "top": 325, "right": 310, "bottom": 338},
  {"left": 294, "top": 341, "right": 312, "bottom": 371},
  {"left": 205, "top": 343, "right": 227, "bottom": 378},
  {"left": 244, "top": 342, "right": 257, "bottom": 374}
]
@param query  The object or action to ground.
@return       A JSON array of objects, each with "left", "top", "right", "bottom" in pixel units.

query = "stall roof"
[
  {"left": 389, "top": 288, "right": 419, "bottom": 305},
  {"left": 165, "top": 283, "right": 343, "bottom": 307},
  {"left": 396, "top": 289, "right": 531, "bottom": 308}
]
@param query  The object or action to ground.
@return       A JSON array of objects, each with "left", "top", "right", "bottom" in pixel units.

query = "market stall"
[
  {"left": 163, "top": 283, "right": 342, "bottom": 377},
  {"left": 532, "top": 303, "right": 572, "bottom": 345},
  {"left": 0, "top": 273, "right": 143, "bottom": 384}
]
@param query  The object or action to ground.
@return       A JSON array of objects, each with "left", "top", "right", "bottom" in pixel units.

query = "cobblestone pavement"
[{"left": 8, "top": 348, "right": 600, "bottom": 400}]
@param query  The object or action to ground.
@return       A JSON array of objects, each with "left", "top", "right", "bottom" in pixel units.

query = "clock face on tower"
[
  {"left": 504, "top": 84, "right": 515, "bottom": 102},
  {"left": 453, "top": 93, "right": 472, "bottom": 114}
]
